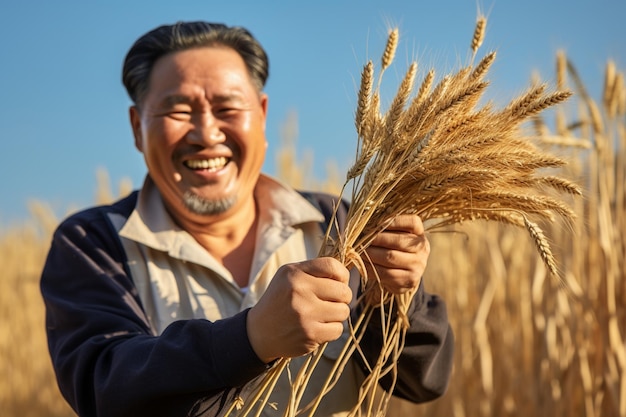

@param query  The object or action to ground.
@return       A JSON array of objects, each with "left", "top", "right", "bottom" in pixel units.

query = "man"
[{"left": 41, "top": 21, "right": 453, "bottom": 417}]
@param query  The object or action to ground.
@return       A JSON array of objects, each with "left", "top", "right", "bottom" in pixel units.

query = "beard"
[{"left": 182, "top": 191, "right": 237, "bottom": 215}]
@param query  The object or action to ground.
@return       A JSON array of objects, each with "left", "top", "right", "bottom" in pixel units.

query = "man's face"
[{"left": 130, "top": 46, "right": 268, "bottom": 220}]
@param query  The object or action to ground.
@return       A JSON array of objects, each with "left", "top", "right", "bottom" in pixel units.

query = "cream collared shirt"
[{"left": 111, "top": 175, "right": 361, "bottom": 416}]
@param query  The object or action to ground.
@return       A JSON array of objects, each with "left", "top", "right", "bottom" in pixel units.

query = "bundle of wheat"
[{"left": 227, "top": 17, "right": 580, "bottom": 417}]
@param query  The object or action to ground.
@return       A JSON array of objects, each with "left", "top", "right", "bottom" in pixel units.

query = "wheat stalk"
[
  {"left": 471, "top": 15, "right": 487, "bottom": 55},
  {"left": 604, "top": 59, "right": 617, "bottom": 111},
  {"left": 355, "top": 61, "right": 374, "bottom": 139},
  {"left": 230, "top": 17, "right": 578, "bottom": 417},
  {"left": 470, "top": 51, "right": 496, "bottom": 81},
  {"left": 381, "top": 28, "right": 398, "bottom": 71},
  {"left": 557, "top": 50, "right": 567, "bottom": 92}
]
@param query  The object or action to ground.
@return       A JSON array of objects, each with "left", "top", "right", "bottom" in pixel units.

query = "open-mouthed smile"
[{"left": 183, "top": 157, "right": 229, "bottom": 171}]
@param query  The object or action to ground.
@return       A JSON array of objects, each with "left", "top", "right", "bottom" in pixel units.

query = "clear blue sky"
[{"left": 1, "top": 0, "right": 624, "bottom": 225}]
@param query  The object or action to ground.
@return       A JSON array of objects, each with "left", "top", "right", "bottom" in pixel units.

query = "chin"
[{"left": 182, "top": 191, "right": 237, "bottom": 216}]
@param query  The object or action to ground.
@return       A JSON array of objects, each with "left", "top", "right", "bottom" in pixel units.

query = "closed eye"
[
  {"left": 165, "top": 109, "right": 193, "bottom": 121},
  {"left": 211, "top": 94, "right": 248, "bottom": 118},
  {"left": 155, "top": 95, "right": 196, "bottom": 119},
  {"left": 213, "top": 107, "right": 243, "bottom": 119}
]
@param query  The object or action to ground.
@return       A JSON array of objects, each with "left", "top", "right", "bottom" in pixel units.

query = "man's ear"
[
  {"left": 259, "top": 93, "right": 268, "bottom": 132},
  {"left": 129, "top": 106, "right": 143, "bottom": 152}
]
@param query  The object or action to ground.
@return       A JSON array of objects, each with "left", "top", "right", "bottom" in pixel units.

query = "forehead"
[{"left": 147, "top": 46, "right": 255, "bottom": 97}]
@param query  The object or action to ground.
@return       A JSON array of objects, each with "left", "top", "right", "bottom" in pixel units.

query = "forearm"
[
  {"left": 41, "top": 219, "right": 268, "bottom": 417},
  {"left": 76, "top": 313, "right": 265, "bottom": 416}
]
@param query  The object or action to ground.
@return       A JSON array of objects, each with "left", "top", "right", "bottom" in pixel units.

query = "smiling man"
[
  {"left": 129, "top": 45, "right": 269, "bottom": 289},
  {"left": 40, "top": 21, "right": 453, "bottom": 417}
]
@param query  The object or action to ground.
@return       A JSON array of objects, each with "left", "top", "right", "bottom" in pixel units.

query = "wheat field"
[{"left": 1, "top": 55, "right": 624, "bottom": 416}]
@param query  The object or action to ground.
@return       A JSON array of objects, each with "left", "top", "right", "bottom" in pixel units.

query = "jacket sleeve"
[
  {"left": 355, "top": 280, "right": 454, "bottom": 403},
  {"left": 40, "top": 210, "right": 269, "bottom": 417}
]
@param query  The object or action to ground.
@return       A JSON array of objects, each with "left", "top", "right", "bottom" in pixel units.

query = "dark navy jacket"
[{"left": 41, "top": 190, "right": 453, "bottom": 417}]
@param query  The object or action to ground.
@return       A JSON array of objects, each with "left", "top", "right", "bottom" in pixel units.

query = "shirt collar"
[{"left": 119, "top": 174, "right": 325, "bottom": 256}]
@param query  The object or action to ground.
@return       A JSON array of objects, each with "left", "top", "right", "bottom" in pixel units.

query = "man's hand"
[
  {"left": 246, "top": 257, "right": 352, "bottom": 363},
  {"left": 364, "top": 214, "right": 430, "bottom": 294}
]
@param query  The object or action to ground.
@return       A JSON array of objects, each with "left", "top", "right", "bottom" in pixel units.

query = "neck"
[{"left": 169, "top": 194, "right": 258, "bottom": 287}]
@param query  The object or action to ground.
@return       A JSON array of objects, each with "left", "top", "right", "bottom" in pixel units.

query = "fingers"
[
  {"left": 298, "top": 257, "right": 351, "bottom": 284},
  {"left": 367, "top": 215, "right": 429, "bottom": 263},
  {"left": 364, "top": 214, "right": 430, "bottom": 294},
  {"left": 285, "top": 258, "right": 352, "bottom": 304},
  {"left": 369, "top": 215, "right": 426, "bottom": 251},
  {"left": 382, "top": 214, "right": 425, "bottom": 235},
  {"left": 247, "top": 258, "right": 353, "bottom": 362},
  {"left": 368, "top": 230, "right": 427, "bottom": 254},
  {"left": 364, "top": 261, "right": 422, "bottom": 294},
  {"left": 366, "top": 244, "right": 423, "bottom": 270}
]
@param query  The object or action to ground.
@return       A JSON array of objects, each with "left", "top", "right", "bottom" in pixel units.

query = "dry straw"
[{"left": 228, "top": 19, "right": 579, "bottom": 416}]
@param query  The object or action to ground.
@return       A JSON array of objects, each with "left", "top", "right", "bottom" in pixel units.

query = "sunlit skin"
[
  {"left": 364, "top": 215, "right": 429, "bottom": 294},
  {"left": 130, "top": 46, "right": 268, "bottom": 281},
  {"left": 128, "top": 45, "right": 430, "bottom": 363}
]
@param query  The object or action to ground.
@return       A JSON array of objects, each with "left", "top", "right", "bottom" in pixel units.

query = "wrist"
[{"left": 246, "top": 306, "right": 278, "bottom": 364}]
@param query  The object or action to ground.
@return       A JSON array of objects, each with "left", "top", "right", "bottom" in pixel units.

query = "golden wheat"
[
  {"left": 5, "top": 21, "right": 625, "bottom": 417},
  {"left": 471, "top": 16, "right": 487, "bottom": 55},
  {"left": 228, "top": 15, "right": 582, "bottom": 416},
  {"left": 355, "top": 61, "right": 375, "bottom": 140},
  {"left": 381, "top": 28, "right": 398, "bottom": 71}
]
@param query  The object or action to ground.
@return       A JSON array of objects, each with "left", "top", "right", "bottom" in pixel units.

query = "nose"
[{"left": 187, "top": 112, "right": 225, "bottom": 146}]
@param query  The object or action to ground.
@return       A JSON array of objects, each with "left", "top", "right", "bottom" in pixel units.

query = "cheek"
[
  {"left": 142, "top": 121, "right": 183, "bottom": 158},
  {"left": 249, "top": 137, "right": 267, "bottom": 168},
  {"left": 238, "top": 115, "right": 268, "bottom": 165}
]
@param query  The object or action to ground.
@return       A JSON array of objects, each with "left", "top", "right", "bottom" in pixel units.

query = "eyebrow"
[
  {"left": 211, "top": 92, "right": 247, "bottom": 106},
  {"left": 160, "top": 95, "right": 193, "bottom": 108},
  {"left": 160, "top": 93, "right": 246, "bottom": 108}
]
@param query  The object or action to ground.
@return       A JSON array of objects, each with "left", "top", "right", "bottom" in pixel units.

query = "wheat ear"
[{"left": 471, "top": 16, "right": 487, "bottom": 55}]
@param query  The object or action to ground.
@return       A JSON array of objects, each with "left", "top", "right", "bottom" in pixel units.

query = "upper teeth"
[{"left": 185, "top": 157, "right": 227, "bottom": 170}]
